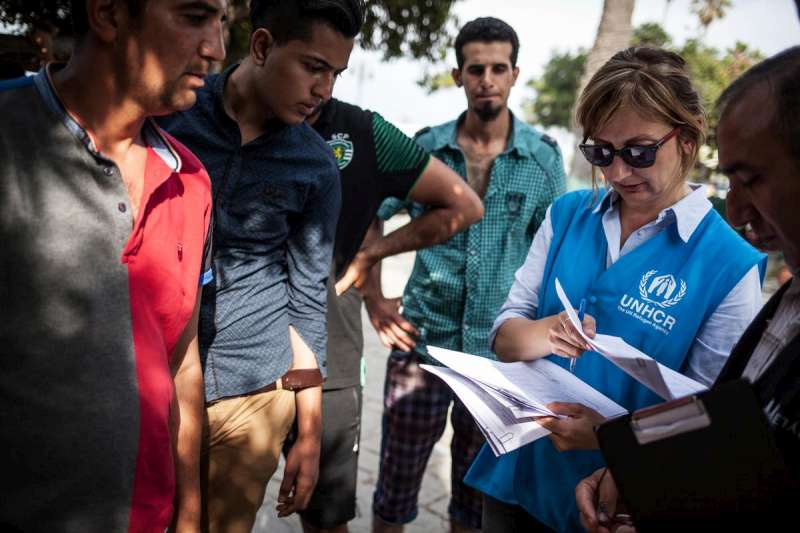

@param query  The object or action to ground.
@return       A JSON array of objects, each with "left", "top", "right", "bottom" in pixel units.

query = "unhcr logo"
[
  {"left": 617, "top": 270, "right": 685, "bottom": 335},
  {"left": 638, "top": 270, "right": 686, "bottom": 308}
]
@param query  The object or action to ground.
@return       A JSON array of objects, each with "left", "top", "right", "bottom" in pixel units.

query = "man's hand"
[
  {"left": 278, "top": 329, "right": 323, "bottom": 517},
  {"left": 536, "top": 402, "right": 606, "bottom": 451},
  {"left": 576, "top": 467, "right": 635, "bottom": 533},
  {"left": 277, "top": 430, "right": 321, "bottom": 517},
  {"left": 335, "top": 249, "right": 376, "bottom": 295},
  {"left": 364, "top": 293, "right": 419, "bottom": 352}
]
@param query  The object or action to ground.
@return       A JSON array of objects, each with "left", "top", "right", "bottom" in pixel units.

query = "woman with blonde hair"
[{"left": 464, "top": 47, "right": 766, "bottom": 531}]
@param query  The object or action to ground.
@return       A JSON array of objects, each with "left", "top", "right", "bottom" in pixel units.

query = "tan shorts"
[{"left": 201, "top": 388, "right": 296, "bottom": 533}]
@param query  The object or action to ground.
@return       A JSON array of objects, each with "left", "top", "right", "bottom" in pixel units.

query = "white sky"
[{"left": 333, "top": 0, "right": 800, "bottom": 134}]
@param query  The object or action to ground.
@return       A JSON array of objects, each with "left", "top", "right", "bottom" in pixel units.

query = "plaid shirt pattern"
[{"left": 378, "top": 113, "right": 567, "bottom": 358}]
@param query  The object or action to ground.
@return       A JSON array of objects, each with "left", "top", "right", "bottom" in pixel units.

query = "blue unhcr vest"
[{"left": 466, "top": 189, "right": 765, "bottom": 531}]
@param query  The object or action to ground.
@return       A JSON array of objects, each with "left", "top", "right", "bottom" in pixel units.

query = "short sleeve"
[
  {"left": 200, "top": 216, "right": 214, "bottom": 286},
  {"left": 371, "top": 112, "right": 431, "bottom": 201}
]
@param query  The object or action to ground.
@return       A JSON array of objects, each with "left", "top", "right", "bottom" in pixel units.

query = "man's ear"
[
  {"left": 452, "top": 67, "right": 462, "bottom": 87},
  {"left": 511, "top": 66, "right": 520, "bottom": 86},
  {"left": 85, "top": 0, "right": 121, "bottom": 44},
  {"left": 250, "top": 28, "right": 275, "bottom": 66}
]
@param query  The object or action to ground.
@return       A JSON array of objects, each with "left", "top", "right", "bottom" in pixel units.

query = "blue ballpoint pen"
[{"left": 570, "top": 298, "right": 587, "bottom": 373}]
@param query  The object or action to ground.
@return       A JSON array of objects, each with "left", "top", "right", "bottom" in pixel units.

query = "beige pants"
[{"left": 202, "top": 388, "right": 296, "bottom": 533}]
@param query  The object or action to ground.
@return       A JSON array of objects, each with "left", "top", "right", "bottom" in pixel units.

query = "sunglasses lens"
[
  {"left": 580, "top": 145, "right": 613, "bottom": 166},
  {"left": 621, "top": 146, "right": 656, "bottom": 168}
]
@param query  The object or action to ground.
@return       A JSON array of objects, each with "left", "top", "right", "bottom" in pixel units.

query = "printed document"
[
  {"left": 554, "top": 278, "right": 706, "bottom": 400},
  {"left": 423, "top": 346, "right": 627, "bottom": 455}
]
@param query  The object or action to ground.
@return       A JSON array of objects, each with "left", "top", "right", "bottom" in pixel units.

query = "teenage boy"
[
  {"left": 159, "top": 2, "right": 364, "bottom": 532},
  {"left": 0, "top": 0, "right": 226, "bottom": 531},
  {"left": 367, "top": 17, "right": 567, "bottom": 533}
]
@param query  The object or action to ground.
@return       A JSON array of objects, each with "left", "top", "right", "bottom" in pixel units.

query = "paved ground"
[{"left": 254, "top": 215, "right": 455, "bottom": 533}]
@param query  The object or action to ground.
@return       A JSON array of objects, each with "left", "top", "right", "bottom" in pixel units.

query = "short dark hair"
[
  {"left": 717, "top": 46, "right": 800, "bottom": 161},
  {"left": 70, "top": 0, "right": 146, "bottom": 36},
  {"left": 454, "top": 17, "right": 519, "bottom": 70},
  {"left": 250, "top": 0, "right": 365, "bottom": 45}
]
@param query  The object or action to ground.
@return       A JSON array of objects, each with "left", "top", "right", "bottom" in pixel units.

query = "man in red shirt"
[{"left": 0, "top": 1, "right": 226, "bottom": 531}]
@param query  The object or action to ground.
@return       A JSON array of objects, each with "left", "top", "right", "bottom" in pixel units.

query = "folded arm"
[{"left": 335, "top": 156, "right": 483, "bottom": 294}]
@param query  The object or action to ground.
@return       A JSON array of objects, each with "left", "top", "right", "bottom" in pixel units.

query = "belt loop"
[{"left": 276, "top": 377, "right": 283, "bottom": 390}]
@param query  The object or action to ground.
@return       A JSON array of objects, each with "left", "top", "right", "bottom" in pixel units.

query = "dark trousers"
[{"left": 482, "top": 495, "right": 555, "bottom": 533}]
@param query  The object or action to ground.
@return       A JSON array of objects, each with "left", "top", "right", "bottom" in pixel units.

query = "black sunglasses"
[{"left": 579, "top": 128, "right": 679, "bottom": 169}]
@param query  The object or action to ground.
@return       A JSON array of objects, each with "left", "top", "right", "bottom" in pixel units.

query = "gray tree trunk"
[{"left": 569, "top": 0, "right": 636, "bottom": 182}]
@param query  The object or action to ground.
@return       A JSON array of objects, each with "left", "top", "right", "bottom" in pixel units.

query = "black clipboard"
[{"left": 597, "top": 379, "right": 799, "bottom": 531}]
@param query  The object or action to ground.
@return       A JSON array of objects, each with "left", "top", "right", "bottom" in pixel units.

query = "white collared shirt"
[{"left": 491, "top": 185, "right": 763, "bottom": 386}]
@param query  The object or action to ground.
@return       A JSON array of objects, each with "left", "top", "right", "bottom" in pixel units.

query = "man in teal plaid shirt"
[{"left": 362, "top": 17, "right": 567, "bottom": 533}]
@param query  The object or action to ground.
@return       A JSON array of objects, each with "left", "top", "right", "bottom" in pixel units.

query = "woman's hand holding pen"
[{"left": 547, "top": 309, "right": 597, "bottom": 361}]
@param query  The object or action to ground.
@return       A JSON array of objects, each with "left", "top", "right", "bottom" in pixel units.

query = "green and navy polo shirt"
[{"left": 312, "top": 98, "right": 430, "bottom": 389}]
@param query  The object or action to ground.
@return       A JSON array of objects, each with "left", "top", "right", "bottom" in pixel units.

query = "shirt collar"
[
  {"left": 592, "top": 184, "right": 712, "bottom": 242},
  {"left": 211, "top": 62, "right": 290, "bottom": 141},
  {"left": 34, "top": 64, "right": 180, "bottom": 172},
  {"left": 426, "top": 110, "right": 533, "bottom": 157},
  {"left": 312, "top": 98, "right": 337, "bottom": 133}
]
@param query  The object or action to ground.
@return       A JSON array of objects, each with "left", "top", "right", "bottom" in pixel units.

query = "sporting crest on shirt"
[
  {"left": 638, "top": 270, "right": 687, "bottom": 308},
  {"left": 328, "top": 133, "right": 354, "bottom": 170}
]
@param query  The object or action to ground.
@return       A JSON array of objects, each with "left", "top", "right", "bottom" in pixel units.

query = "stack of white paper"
[
  {"left": 422, "top": 346, "right": 628, "bottom": 456},
  {"left": 554, "top": 278, "right": 707, "bottom": 400}
]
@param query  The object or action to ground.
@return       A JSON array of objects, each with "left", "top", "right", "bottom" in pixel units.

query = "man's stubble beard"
[
  {"left": 473, "top": 100, "right": 504, "bottom": 122},
  {"left": 159, "top": 77, "right": 199, "bottom": 114}
]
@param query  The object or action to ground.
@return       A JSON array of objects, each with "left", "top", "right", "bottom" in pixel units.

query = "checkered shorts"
[{"left": 372, "top": 350, "right": 485, "bottom": 529}]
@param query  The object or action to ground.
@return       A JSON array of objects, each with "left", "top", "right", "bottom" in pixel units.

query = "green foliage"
[
  {"left": 0, "top": 0, "right": 72, "bottom": 35},
  {"left": 0, "top": 0, "right": 459, "bottom": 67},
  {"left": 523, "top": 50, "right": 586, "bottom": 128},
  {"left": 223, "top": 0, "right": 461, "bottom": 68},
  {"left": 361, "top": 0, "right": 461, "bottom": 61},
  {"left": 684, "top": 39, "right": 763, "bottom": 115},
  {"left": 523, "top": 22, "right": 763, "bottom": 135},
  {"left": 691, "top": 0, "right": 732, "bottom": 29},
  {"left": 417, "top": 69, "right": 455, "bottom": 93},
  {"left": 631, "top": 22, "right": 672, "bottom": 48},
  {"left": 522, "top": 24, "right": 675, "bottom": 129}
]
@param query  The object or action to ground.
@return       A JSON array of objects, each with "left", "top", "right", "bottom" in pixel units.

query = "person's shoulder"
[
  {"left": 317, "top": 98, "right": 373, "bottom": 139},
  {"left": 0, "top": 76, "right": 40, "bottom": 119},
  {"left": 514, "top": 119, "right": 562, "bottom": 159},
  {"left": 0, "top": 77, "right": 51, "bottom": 145},
  {"left": 552, "top": 189, "right": 596, "bottom": 212},
  {"left": 295, "top": 122, "right": 339, "bottom": 176},
  {"left": 700, "top": 208, "right": 760, "bottom": 253},
  {"left": 413, "top": 119, "right": 455, "bottom": 150},
  {"left": 158, "top": 78, "right": 216, "bottom": 132},
  {"left": 0, "top": 74, "right": 35, "bottom": 94},
  {"left": 330, "top": 98, "right": 370, "bottom": 120},
  {"left": 685, "top": 208, "right": 765, "bottom": 279}
]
